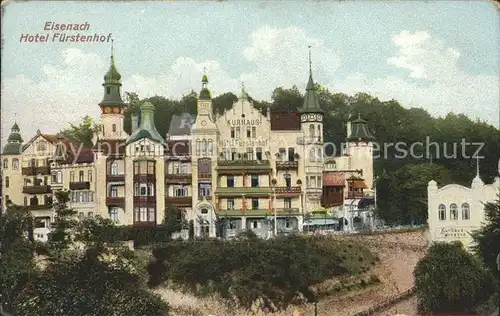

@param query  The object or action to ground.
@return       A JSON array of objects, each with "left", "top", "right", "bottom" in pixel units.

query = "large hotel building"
[{"left": 1, "top": 50, "right": 375, "bottom": 239}]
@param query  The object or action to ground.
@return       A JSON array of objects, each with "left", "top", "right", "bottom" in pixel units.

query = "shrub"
[
  {"left": 148, "top": 235, "right": 376, "bottom": 311},
  {"left": 414, "top": 241, "right": 498, "bottom": 314}
]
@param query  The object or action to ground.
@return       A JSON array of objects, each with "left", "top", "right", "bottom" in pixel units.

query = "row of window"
[
  {"left": 20, "top": 195, "right": 53, "bottom": 206},
  {"left": 69, "top": 170, "right": 92, "bottom": 183},
  {"left": 222, "top": 147, "right": 264, "bottom": 161},
  {"left": 133, "top": 161, "right": 155, "bottom": 175},
  {"left": 2, "top": 158, "right": 49, "bottom": 170},
  {"left": 308, "top": 125, "right": 322, "bottom": 138},
  {"left": 195, "top": 139, "right": 214, "bottom": 156},
  {"left": 172, "top": 185, "right": 212, "bottom": 197},
  {"left": 230, "top": 126, "right": 257, "bottom": 139},
  {"left": 225, "top": 197, "right": 293, "bottom": 210},
  {"left": 438, "top": 203, "right": 470, "bottom": 221},
  {"left": 71, "top": 191, "right": 94, "bottom": 203},
  {"left": 134, "top": 207, "right": 156, "bottom": 222},
  {"left": 306, "top": 175, "right": 322, "bottom": 188}
]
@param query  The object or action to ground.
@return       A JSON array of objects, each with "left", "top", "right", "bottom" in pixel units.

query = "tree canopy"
[{"left": 414, "top": 241, "right": 497, "bottom": 314}]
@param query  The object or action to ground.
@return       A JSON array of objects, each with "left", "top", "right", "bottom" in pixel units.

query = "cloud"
[
  {"left": 1, "top": 28, "right": 498, "bottom": 146},
  {"left": 333, "top": 30, "right": 499, "bottom": 127}
]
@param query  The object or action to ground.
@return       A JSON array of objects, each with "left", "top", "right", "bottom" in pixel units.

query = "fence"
[{"left": 350, "top": 287, "right": 416, "bottom": 316}]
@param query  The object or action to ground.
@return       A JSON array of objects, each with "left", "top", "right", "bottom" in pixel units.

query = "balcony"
[
  {"left": 133, "top": 174, "right": 156, "bottom": 182},
  {"left": 69, "top": 181, "right": 90, "bottom": 190},
  {"left": 165, "top": 196, "right": 192, "bottom": 206},
  {"left": 198, "top": 172, "right": 212, "bottom": 179},
  {"left": 274, "top": 186, "right": 301, "bottom": 195},
  {"left": 133, "top": 196, "right": 157, "bottom": 205},
  {"left": 276, "top": 161, "right": 298, "bottom": 170},
  {"left": 22, "top": 185, "right": 52, "bottom": 194},
  {"left": 274, "top": 208, "right": 301, "bottom": 215},
  {"left": 107, "top": 174, "right": 125, "bottom": 182},
  {"left": 106, "top": 197, "right": 125, "bottom": 206},
  {"left": 297, "top": 136, "right": 322, "bottom": 145},
  {"left": 22, "top": 204, "right": 53, "bottom": 211},
  {"left": 216, "top": 159, "right": 271, "bottom": 171},
  {"left": 22, "top": 166, "right": 50, "bottom": 176},
  {"left": 165, "top": 173, "right": 192, "bottom": 184},
  {"left": 215, "top": 187, "right": 273, "bottom": 197},
  {"left": 347, "top": 191, "right": 364, "bottom": 199}
]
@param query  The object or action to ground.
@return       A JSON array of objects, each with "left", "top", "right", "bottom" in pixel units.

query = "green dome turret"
[
  {"left": 199, "top": 73, "right": 211, "bottom": 100},
  {"left": 126, "top": 101, "right": 165, "bottom": 145},
  {"left": 100, "top": 41, "right": 124, "bottom": 108},
  {"left": 3, "top": 122, "right": 23, "bottom": 155},
  {"left": 346, "top": 114, "right": 375, "bottom": 142}
]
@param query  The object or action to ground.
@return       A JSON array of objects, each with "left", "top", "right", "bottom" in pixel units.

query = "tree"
[
  {"left": 163, "top": 205, "right": 185, "bottom": 235},
  {"left": 414, "top": 241, "right": 497, "bottom": 314},
  {"left": 471, "top": 194, "right": 500, "bottom": 278},
  {"left": 59, "top": 115, "right": 101, "bottom": 148},
  {"left": 47, "top": 191, "right": 78, "bottom": 255},
  {"left": 0, "top": 206, "right": 38, "bottom": 311}
]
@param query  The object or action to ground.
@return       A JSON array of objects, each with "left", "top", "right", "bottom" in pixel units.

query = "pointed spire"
[
  {"left": 126, "top": 101, "right": 165, "bottom": 145},
  {"left": 300, "top": 46, "right": 323, "bottom": 114},
  {"left": 472, "top": 155, "right": 484, "bottom": 187},
  {"left": 308, "top": 45, "right": 312, "bottom": 76}
]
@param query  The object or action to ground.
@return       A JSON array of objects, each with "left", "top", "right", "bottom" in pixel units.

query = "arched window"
[
  {"left": 5, "top": 176, "right": 9, "bottom": 188},
  {"left": 110, "top": 161, "right": 118, "bottom": 175},
  {"left": 23, "top": 197, "right": 28, "bottom": 206},
  {"left": 79, "top": 170, "right": 84, "bottom": 182},
  {"left": 30, "top": 196, "right": 39, "bottom": 206},
  {"left": 309, "top": 125, "right": 315, "bottom": 138},
  {"left": 317, "top": 148, "right": 322, "bottom": 160},
  {"left": 208, "top": 139, "right": 213, "bottom": 156},
  {"left": 201, "top": 139, "right": 207, "bottom": 155},
  {"left": 57, "top": 171, "right": 63, "bottom": 183},
  {"left": 147, "top": 183, "right": 154, "bottom": 196},
  {"left": 309, "top": 148, "right": 316, "bottom": 162},
  {"left": 201, "top": 208, "right": 208, "bottom": 214},
  {"left": 450, "top": 203, "right": 458, "bottom": 220},
  {"left": 438, "top": 204, "right": 446, "bottom": 220},
  {"left": 112, "top": 124, "right": 117, "bottom": 132},
  {"left": 3, "top": 158, "right": 8, "bottom": 169},
  {"left": 317, "top": 125, "right": 321, "bottom": 138},
  {"left": 12, "top": 158, "right": 19, "bottom": 170},
  {"left": 461, "top": 203, "right": 470, "bottom": 220}
]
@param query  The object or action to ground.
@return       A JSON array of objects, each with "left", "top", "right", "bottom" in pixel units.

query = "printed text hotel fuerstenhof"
[{"left": 19, "top": 22, "right": 112, "bottom": 43}]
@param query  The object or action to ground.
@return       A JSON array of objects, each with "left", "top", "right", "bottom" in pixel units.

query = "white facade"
[{"left": 427, "top": 164, "right": 500, "bottom": 249}]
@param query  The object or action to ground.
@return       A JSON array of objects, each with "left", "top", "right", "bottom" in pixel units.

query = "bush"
[
  {"left": 414, "top": 241, "right": 498, "bottom": 314},
  {"left": 148, "top": 235, "right": 377, "bottom": 311}
]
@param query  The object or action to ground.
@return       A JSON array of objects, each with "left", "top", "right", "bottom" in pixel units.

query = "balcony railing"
[
  {"left": 165, "top": 173, "right": 192, "bottom": 184},
  {"left": 276, "top": 161, "right": 299, "bottom": 170},
  {"left": 22, "top": 203, "right": 53, "bottom": 211},
  {"left": 106, "top": 197, "right": 125, "bottom": 206},
  {"left": 133, "top": 196, "right": 157, "bottom": 204},
  {"left": 198, "top": 172, "right": 212, "bottom": 179},
  {"left": 274, "top": 207, "right": 301, "bottom": 215},
  {"left": 297, "top": 136, "right": 322, "bottom": 145},
  {"left": 22, "top": 185, "right": 52, "bottom": 194},
  {"left": 347, "top": 191, "right": 364, "bottom": 199},
  {"left": 69, "top": 181, "right": 90, "bottom": 190},
  {"left": 165, "top": 196, "right": 192, "bottom": 206},
  {"left": 217, "top": 159, "right": 270, "bottom": 167},
  {"left": 133, "top": 174, "right": 156, "bottom": 182},
  {"left": 106, "top": 174, "right": 125, "bottom": 182},
  {"left": 274, "top": 186, "right": 301, "bottom": 194},
  {"left": 22, "top": 166, "right": 50, "bottom": 176}
]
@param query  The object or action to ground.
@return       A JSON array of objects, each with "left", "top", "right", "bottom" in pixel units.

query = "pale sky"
[{"left": 1, "top": 1, "right": 499, "bottom": 145}]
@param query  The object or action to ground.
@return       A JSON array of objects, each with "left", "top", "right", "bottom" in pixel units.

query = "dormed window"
[
  {"left": 438, "top": 204, "right": 446, "bottom": 220},
  {"left": 461, "top": 203, "right": 470, "bottom": 220}
]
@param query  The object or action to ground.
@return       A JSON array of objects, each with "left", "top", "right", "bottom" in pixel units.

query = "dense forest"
[{"left": 63, "top": 85, "right": 500, "bottom": 225}]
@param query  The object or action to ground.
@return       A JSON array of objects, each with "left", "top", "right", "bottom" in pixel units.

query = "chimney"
[{"left": 131, "top": 113, "right": 138, "bottom": 133}]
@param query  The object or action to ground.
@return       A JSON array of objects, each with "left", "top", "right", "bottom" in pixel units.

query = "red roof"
[
  {"left": 270, "top": 110, "right": 301, "bottom": 131},
  {"left": 39, "top": 134, "right": 95, "bottom": 164},
  {"left": 323, "top": 172, "right": 347, "bottom": 186}
]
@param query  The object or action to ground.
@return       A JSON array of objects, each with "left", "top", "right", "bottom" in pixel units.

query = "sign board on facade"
[{"left": 436, "top": 227, "right": 474, "bottom": 238}]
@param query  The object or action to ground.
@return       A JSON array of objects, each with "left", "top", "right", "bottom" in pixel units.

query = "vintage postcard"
[{"left": 1, "top": 1, "right": 499, "bottom": 316}]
